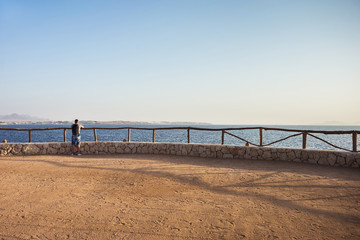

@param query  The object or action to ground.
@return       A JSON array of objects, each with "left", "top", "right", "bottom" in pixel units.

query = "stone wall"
[{"left": 1, "top": 142, "right": 360, "bottom": 168}]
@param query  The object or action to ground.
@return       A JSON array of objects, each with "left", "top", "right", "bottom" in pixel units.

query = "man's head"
[{"left": 75, "top": 119, "right": 79, "bottom": 123}]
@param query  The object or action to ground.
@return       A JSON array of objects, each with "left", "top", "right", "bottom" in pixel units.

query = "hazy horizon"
[
  {"left": 1, "top": 1, "right": 359, "bottom": 125},
  {"left": 1, "top": 113, "right": 360, "bottom": 126}
]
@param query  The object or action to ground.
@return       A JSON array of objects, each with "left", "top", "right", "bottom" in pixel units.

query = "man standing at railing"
[{"left": 71, "top": 119, "right": 84, "bottom": 156}]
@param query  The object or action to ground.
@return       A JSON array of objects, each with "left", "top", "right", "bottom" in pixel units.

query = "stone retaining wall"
[{"left": 1, "top": 142, "right": 360, "bottom": 168}]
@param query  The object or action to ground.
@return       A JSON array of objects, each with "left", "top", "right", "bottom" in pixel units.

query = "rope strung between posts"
[
  {"left": 262, "top": 133, "right": 303, "bottom": 147},
  {"left": 224, "top": 131, "right": 260, "bottom": 146},
  {"left": 225, "top": 131, "right": 303, "bottom": 147},
  {"left": 307, "top": 133, "right": 358, "bottom": 152}
]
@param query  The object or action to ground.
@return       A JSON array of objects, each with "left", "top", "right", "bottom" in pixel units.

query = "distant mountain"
[
  {"left": 0, "top": 113, "right": 48, "bottom": 121},
  {"left": 319, "top": 121, "right": 360, "bottom": 126},
  {"left": 0, "top": 114, "right": 211, "bottom": 125}
]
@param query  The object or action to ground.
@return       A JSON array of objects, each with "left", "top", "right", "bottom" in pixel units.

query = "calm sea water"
[{"left": 1, "top": 124, "right": 359, "bottom": 152}]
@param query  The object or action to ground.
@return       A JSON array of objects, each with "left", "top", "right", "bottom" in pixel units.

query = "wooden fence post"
[
  {"left": 353, "top": 131, "right": 357, "bottom": 152},
  {"left": 302, "top": 132, "right": 307, "bottom": 149},
  {"left": 152, "top": 129, "right": 155, "bottom": 143},
  {"left": 93, "top": 129, "right": 97, "bottom": 142},
  {"left": 28, "top": 130, "right": 32, "bottom": 143},
  {"left": 259, "top": 128, "right": 263, "bottom": 146},
  {"left": 187, "top": 128, "right": 190, "bottom": 143},
  {"left": 64, "top": 129, "right": 67, "bottom": 142},
  {"left": 128, "top": 128, "right": 131, "bottom": 142},
  {"left": 221, "top": 130, "right": 225, "bottom": 145}
]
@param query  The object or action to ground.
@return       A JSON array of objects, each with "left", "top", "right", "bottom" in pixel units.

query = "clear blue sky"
[{"left": 1, "top": 0, "right": 359, "bottom": 124}]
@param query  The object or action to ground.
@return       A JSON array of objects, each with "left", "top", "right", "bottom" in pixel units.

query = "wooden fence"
[{"left": 0, "top": 126, "right": 359, "bottom": 152}]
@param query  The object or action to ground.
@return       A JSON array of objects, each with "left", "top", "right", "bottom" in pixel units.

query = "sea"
[{"left": 1, "top": 124, "right": 360, "bottom": 152}]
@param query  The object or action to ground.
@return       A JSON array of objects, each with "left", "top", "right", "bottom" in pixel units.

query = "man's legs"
[
  {"left": 71, "top": 135, "right": 81, "bottom": 155},
  {"left": 71, "top": 135, "right": 76, "bottom": 154}
]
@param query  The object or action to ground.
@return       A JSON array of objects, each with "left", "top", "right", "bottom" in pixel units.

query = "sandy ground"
[{"left": 0, "top": 154, "right": 359, "bottom": 240}]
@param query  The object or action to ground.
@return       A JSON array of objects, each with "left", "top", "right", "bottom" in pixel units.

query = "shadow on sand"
[{"left": 5, "top": 154, "right": 360, "bottom": 225}]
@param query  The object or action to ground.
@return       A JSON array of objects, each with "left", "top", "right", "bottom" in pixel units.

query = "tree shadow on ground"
[{"left": 4, "top": 154, "right": 360, "bottom": 225}]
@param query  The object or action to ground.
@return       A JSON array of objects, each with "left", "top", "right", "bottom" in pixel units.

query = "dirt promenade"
[{"left": 0, "top": 154, "right": 359, "bottom": 239}]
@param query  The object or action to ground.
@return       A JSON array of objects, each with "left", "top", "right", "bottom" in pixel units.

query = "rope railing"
[
  {"left": 0, "top": 126, "right": 359, "bottom": 152},
  {"left": 306, "top": 133, "right": 351, "bottom": 152},
  {"left": 223, "top": 130, "right": 260, "bottom": 147},
  {"left": 262, "top": 133, "right": 303, "bottom": 147}
]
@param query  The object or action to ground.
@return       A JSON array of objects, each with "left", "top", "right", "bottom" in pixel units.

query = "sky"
[{"left": 0, "top": 0, "right": 359, "bottom": 125}]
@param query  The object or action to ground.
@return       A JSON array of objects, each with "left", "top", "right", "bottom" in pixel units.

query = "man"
[{"left": 71, "top": 119, "right": 84, "bottom": 155}]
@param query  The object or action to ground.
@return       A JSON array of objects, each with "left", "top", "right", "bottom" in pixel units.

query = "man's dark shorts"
[{"left": 72, "top": 134, "right": 81, "bottom": 145}]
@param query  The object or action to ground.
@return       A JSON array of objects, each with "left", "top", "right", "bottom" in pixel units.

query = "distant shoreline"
[
  {"left": 0, "top": 120, "right": 212, "bottom": 126},
  {"left": 1, "top": 121, "right": 360, "bottom": 127}
]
